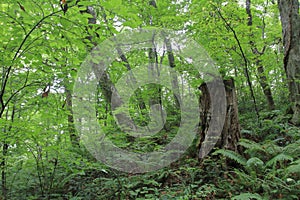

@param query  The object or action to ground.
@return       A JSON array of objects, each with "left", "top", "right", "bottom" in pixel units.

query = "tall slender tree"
[
  {"left": 278, "top": 0, "right": 300, "bottom": 125},
  {"left": 246, "top": 0, "right": 275, "bottom": 110}
]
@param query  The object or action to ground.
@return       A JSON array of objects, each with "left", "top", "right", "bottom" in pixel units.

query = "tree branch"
[
  {"left": 216, "top": 7, "right": 260, "bottom": 122},
  {"left": 0, "top": 5, "right": 76, "bottom": 117}
]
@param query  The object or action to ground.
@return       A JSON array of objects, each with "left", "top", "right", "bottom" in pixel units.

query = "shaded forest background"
[{"left": 0, "top": 0, "right": 299, "bottom": 199}]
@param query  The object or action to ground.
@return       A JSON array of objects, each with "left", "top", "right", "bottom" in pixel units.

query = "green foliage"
[
  {"left": 287, "top": 159, "right": 300, "bottom": 174},
  {"left": 214, "top": 122, "right": 300, "bottom": 199},
  {"left": 0, "top": 0, "right": 299, "bottom": 199},
  {"left": 232, "top": 192, "right": 264, "bottom": 200},
  {"left": 213, "top": 149, "right": 247, "bottom": 166}
]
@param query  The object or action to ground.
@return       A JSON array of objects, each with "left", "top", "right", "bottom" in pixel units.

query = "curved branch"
[
  {"left": 216, "top": 7, "right": 260, "bottom": 122},
  {"left": 0, "top": 11, "right": 27, "bottom": 34},
  {"left": 30, "top": 0, "right": 45, "bottom": 17},
  {"left": 0, "top": 5, "right": 76, "bottom": 117},
  {"left": 18, "top": 35, "right": 45, "bottom": 58},
  {"left": 4, "top": 82, "right": 41, "bottom": 109}
]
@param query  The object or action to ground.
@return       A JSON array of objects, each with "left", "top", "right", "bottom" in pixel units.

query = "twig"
[{"left": 216, "top": 7, "right": 261, "bottom": 124}]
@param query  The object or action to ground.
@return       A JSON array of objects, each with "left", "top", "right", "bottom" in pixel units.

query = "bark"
[
  {"left": 217, "top": 79, "right": 241, "bottom": 151},
  {"left": 278, "top": 0, "right": 300, "bottom": 125},
  {"left": 85, "top": 6, "right": 138, "bottom": 131},
  {"left": 148, "top": 35, "right": 160, "bottom": 107},
  {"left": 98, "top": 6, "right": 151, "bottom": 130},
  {"left": 148, "top": 0, "right": 180, "bottom": 111},
  {"left": 1, "top": 143, "right": 8, "bottom": 200},
  {"left": 257, "top": 65, "right": 275, "bottom": 110},
  {"left": 147, "top": 32, "right": 165, "bottom": 123},
  {"left": 246, "top": 0, "right": 275, "bottom": 110},
  {"left": 1, "top": 105, "right": 15, "bottom": 200},
  {"left": 115, "top": 45, "right": 146, "bottom": 112},
  {"left": 97, "top": 70, "right": 137, "bottom": 131},
  {"left": 65, "top": 87, "right": 80, "bottom": 147},
  {"left": 164, "top": 36, "right": 181, "bottom": 109},
  {"left": 199, "top": 78, "right": 241, "bottom": 156}
]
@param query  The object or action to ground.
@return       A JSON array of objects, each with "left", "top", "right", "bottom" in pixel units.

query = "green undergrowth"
[
  {"left": 57, "top": 113, "right": 300, "bottom": 199},
  {"left": 8, "top": 111, "right": 300, "bottom": 200}
]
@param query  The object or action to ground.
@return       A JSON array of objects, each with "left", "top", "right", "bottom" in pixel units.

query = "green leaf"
[
  {"left": 266, "top": 153, "right": 293, "bottom": 167},
  {"left": 232, "top": 192, "right": 263, "bottom": 200},
  {"left": 213, "top": 149, "right": 247, "bottom": 166}
]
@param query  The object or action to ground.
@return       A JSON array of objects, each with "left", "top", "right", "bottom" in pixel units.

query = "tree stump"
[{"left": 198, "top": 78, "right": 241, "bottom": 158}]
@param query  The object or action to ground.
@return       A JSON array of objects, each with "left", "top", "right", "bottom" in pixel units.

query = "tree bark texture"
[
  {"left": 199, "top": 78, "right": 241, "bottom": 156},
  {"left": 278, "top": 0, "right": 300, "bottom": 125},
  {"left": 65, "top": 87, "right": 80, "bottom": 147}
]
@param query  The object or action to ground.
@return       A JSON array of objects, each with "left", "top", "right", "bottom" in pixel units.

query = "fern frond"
[
  {"left": 287, "top": 159, "right": 300, "bottom": 174},
  {"left": 233, "top": 169, "right": 252, "bottom": 182},
  {"left": 213, "top": 149, "right": 247, "bottom": 166},
  {"left": 246, "top": 157, "right": 265, "bottom": 167},
  {"left": 263, "top": 142, "right": 282, "bottom": 156},
  {"left": 232, "top": 192, "right": 263, "bottom": 200},
  {"left": 283, "top": 139, "right": 300, "bottom": 157},
  {"left": 239, "top": 139, "right": 266, "bottom": 154},
  {"left": 266, "top": 153, "right": 293, "bottom": 167}
]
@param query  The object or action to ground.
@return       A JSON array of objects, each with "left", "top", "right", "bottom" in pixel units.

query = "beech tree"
[{"left": 278, "top": 0, "right": 300, "bottom": 125}]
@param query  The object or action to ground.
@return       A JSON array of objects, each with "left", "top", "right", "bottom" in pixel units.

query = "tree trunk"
[
  {"left": 97, "top": 70, "right": 137, "bottom": 131},
  {"left": 164, "top": 36, "right": 181, "bottom": 109},
  {"left": 1, "top": 105, "right": 15, "bottom": 200},
  {"left": 246, "top": 0, "right": 275, "bottom": 110},
  {"left": 199, "top": 78, "right": 241, "bottom": 157},
  {"left": 65, "top": 87, "right": 80, "bottom": 147},
  {"left": 115, "top": 45, "right": 147, "bottom": 112},
  {"left": 84, "top": 6, "right": 139, "bottom": 131},
  {"left": 217, "top": 79, "right": 241, "bottom": 151},
  {"left": 1, "top": 142, "right": 8, "bottom": 200},
  {"left": 257, "top": 65, "right": 275, "bottom": 110},
  {"left": 148, "top": 43, "right": 164, "bottom": 127},
  {"left": 278, "top": 0, "right": 300, "bottom": 125}
]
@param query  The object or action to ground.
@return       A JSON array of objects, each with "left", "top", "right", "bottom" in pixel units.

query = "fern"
[
  {"left": 266, "top": 153, "right": 293, "bottom": 167},
  {"left": 239, "top": 139, "right": 265, "bottom": 152},
  {"left": 233, "top": 169, "right": 259, "bottom": 185},
  {"left": 212, "top": 149, "right": 247, "bottom": 166},
  {"left": 238, "top": 139, "right": 266, "bottom": 158},
  {"left": 263, "top": 142, "right": 282, "bottom": 156},
  {"left": 232, "top": 192, "right": 263, "bottom": 200},
  {"left": 283, "top": 139, "right": 300, "bottom": 157},
  {"left": 245, "top": 157, "right": 264, "bottom": 172},
  {"left": 287, "top": 158, "right": 300, "bottom": 174}
]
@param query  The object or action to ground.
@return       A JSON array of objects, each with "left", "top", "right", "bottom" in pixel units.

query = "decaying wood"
[{"left": 199, "top": 78, "right": 241, "bottom": 157}]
